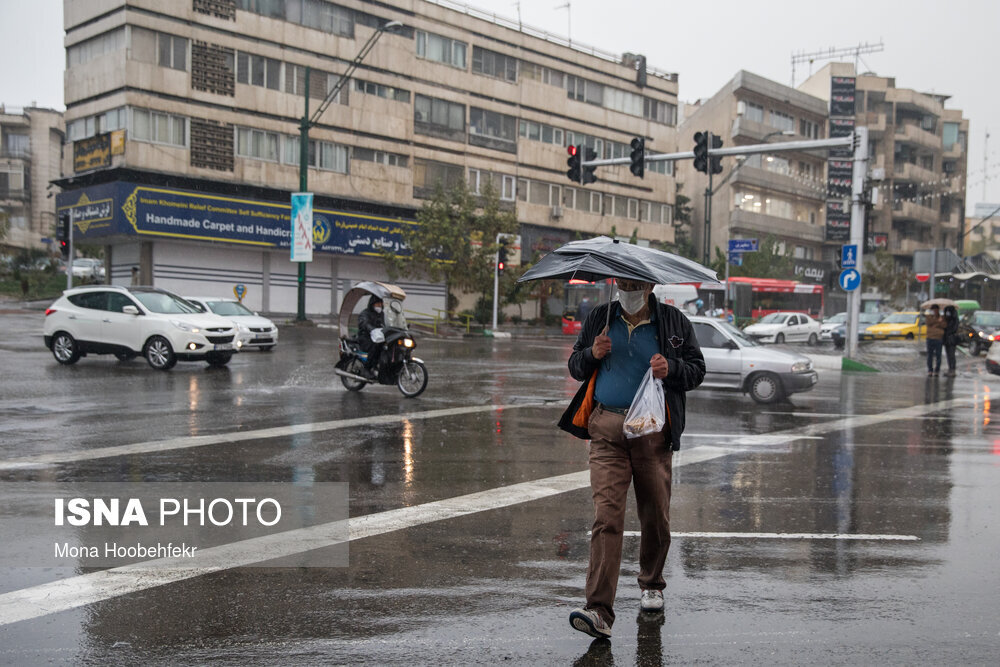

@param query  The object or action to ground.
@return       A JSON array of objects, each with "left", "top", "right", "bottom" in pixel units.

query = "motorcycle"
[{"left": 333, "top": 281, "right": 428, "bottom": 398}]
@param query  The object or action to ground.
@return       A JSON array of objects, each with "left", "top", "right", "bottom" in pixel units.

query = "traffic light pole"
[{"left": 845, "top": 127, "right": 869, "bottom": 359}]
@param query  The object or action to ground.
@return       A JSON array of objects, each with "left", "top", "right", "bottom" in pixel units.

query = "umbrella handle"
[{"left": 606, "top": 283, "right": 615, "bottom": 330}]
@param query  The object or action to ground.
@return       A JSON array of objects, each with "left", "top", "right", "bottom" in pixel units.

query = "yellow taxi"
[{"left": 861, "top": 311, "right": 926, "bottom": 340}]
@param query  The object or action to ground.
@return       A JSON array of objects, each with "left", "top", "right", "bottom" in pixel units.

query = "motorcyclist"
[{"left": 357, "top": 295, "right": 385, "bottom": 378}]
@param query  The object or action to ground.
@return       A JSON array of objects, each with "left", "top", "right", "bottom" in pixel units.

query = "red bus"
[{"left": 692, "top": 277, "right": 824, "bottom": 320}]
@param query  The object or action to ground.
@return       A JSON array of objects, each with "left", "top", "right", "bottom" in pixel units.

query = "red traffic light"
[{"left": 567, "top": 145, "right": 577, "bottom": 157}]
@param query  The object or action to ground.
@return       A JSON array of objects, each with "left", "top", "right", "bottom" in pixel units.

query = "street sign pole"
[{"left": 846, "top": 127, "right": 869, "bottom": 359}]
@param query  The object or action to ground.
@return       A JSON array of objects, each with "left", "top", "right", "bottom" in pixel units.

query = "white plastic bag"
[
  {"left": 622, "top": 367, "right": 666, "bottom": 439},
  {"left": 370, "top": 327, "right": 385, "bottom": 343}
]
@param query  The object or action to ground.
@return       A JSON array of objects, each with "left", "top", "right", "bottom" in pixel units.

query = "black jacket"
[
  {"left": 357, "top": 297, "right": 384, "bottom": 352},
  {"left": 558, "top": 295, "right": 706, "bottom": 451}
]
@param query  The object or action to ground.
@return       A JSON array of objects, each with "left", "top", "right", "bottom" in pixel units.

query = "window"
[
  {"left": 468, "top": 169, "right": 515, "bottom": 201},
  {"left": 0, "top": 165, "right": 25, "bottom": 193},
  {"left": 763, "top": 154, "right": 790, "bottom": 175},
  {"left": 67, "top": 27, "right": 125, "bottom": 68},
  {"left": 520, "top": 61, "right": 563, "bottom": 87},
  {"left": 416, "top": 30, "right": 466, "bottom": 69},
  {"left": 413, "top": 159, "right": 464, "bottom": 193},
  {"left": 278, "top": 0, "right": 354, "bottom": 37},
  {"left": 235, "top": 126, "right": 279, "bottom": 161},
  {"left": 518, "top": 120, "right": 562, "bottom": 146},
  {"left": 237, "top": 52, "right": 281, "bottom": 90},
  {"left": 566, "top": 75, "right": 603, "bottom": 105},
  {"left": 589, "top": 192, "right": 602, "bottom": 214},
  {"left": 469, "top": 108, "right": 516, "bottom": 152},
  {"left": 414, "top": 95, "right": 465, "bottom": 140},
  {"left": 3, "top": 133, "right": 29, "bottom": 156},
  {"left": 604, "top": 88, "right": 644, "bottom": 117},
  {"left": 132, "top": 108, "right": 187, "bottom": 147},
  {"left": 921, "top": 115, "right": 936, "bottom": 132},
  {"left": 627, "top": 199, "right": 639, "bottom": 220},
  {"left": 745, "top": 102, "right": 764, "bottom": 123},
  {"left": 354, "top": 78, "right": 409, "bottom": 103},
  {"left": 646, "top": 159, "right": 672, "bottom": 175},
  {"left": 282, "top": 135, "right": 347, "bottom": 172},
  {"left": 943, "top": 122, "right": 959, "bottom": 149},
  {"left": 158, "top": 33, "right": 187, "bottom": 71},
  {"left": 472, "top": 46, "right": 516, "bottom": 82},
  {"left": 643, "top": 97, "right": 677, "bottom": 125},
  {"left": 353, "top": 147, "right": 407, "bottom": 167},
  {"left": 799, "top": 118, "right": 819, "bottom": 139},
  {"left": 769, "top": 110, "right": 794, "bottom": 132},
  {"left": 237, "top": 0, "right": 285, "bottom": 18},
  {"left": 691, "top": 322, "right": 729, "bottom": 349}
]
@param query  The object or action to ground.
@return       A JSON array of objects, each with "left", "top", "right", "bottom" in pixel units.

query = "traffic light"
[
  {"left": 497, "top": 242, "right": 509, "bottom": 275},
  {"left": 566, "top": 144, "right": 581, "bottom": 183},
  {"left": 582, "top": 146, "right": 598, "bottom": 185},
  {"left": 56, "top": 215, "right": 70, "bottom": 259},
  {"left": 710, "top": 134, "right": 723, "bottom": 175},
  {"left": 693, "top": 132, "right": 708, "bottom": 174},
  {"left": 629, "top": 137, "right": 645, "bottom": 178}
]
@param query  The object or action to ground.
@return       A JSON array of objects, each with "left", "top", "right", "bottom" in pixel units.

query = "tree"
[
  {"left": 710, "top": 235, "right": 794, "bottom": 280},
  {"left": 382, "top": 179, "right": 518, "bottom": 315},
  {"left": 670, "top": 183, "right": 697, "bottom": 260},
  {"left": 863, "top": 249, "right": 911, "bottom": 304}
]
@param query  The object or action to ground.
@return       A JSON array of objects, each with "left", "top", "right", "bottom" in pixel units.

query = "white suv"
[
  {"left": 43, "top": 286, "right": 239, "bottom": 370},
  {"left": 185, "top": 296, "right": 279, "bottom": 351}
]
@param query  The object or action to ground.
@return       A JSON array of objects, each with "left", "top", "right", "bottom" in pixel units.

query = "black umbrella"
[{"left": 517, "top": 236, "right": 719, "bottom": 327}]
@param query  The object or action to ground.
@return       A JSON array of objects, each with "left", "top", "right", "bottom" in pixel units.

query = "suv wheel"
[
  {"left": 145, "top": 336, "right": 177, "bottom": 370},
  {"left": 748, "top": 372, "right": 783, "bottom": 404},
  {"left": 51, "top": 332, "right": 81, "bottom": 365}
]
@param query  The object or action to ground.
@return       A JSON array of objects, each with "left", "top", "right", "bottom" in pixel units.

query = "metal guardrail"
[{"left": 404, "top": 308, "right": 481, "bottom": 335}]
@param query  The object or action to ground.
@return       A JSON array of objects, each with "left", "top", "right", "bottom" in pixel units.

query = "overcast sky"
[{"left": 2, "top": 0, "right": 997, "bottom": 212}]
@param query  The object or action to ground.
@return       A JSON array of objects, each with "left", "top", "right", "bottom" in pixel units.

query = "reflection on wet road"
[{"left": 2, "top": 314, "right": 1000, "bottom": 663}]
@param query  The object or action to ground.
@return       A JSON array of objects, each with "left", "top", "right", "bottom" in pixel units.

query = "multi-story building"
[
  {"left": 963, "top": 202, "right": 1000, "bottom": 258},
  {"left": 56, "top": 0, "right": 681, "bottom": 316},
  {"left": 677, "top": 71, "right": 832, "bottom": 292},
  {"left": 0, "top": 105, "right": 64, "bottom": 252},
  {"left": 800, "top": 63, "right": 969, "bottom": 269}
]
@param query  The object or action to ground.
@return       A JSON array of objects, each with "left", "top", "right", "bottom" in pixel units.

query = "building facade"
[
  {"left": 0, "top": 105, "right": 64, "bottom": 252},
  {"left": 800, "top": 63, "right": 969, "bottom": 269},
  {"left": 677, "top": 71, "right": 832, "bottom": 296},
  {"left": 57, "top": 0, "right": 681, "bottom": 316}
]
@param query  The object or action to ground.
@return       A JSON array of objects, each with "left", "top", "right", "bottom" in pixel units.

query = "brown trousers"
[{"left": 585, "top": 405, "right": 673, "bottom": 627}]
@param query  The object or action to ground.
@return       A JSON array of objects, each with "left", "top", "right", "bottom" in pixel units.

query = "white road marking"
[
  {"left": 0, "top": 401, "right": 552, "bottom": 470},
  {"left": 0, "top": 394, "right": 974, "bottom": 625},
  {"left": 0, "top": 446, "right": 733, "bottom": 626},
  {"left": 621, "top": 531, "right": 919, "bottom": 541}
]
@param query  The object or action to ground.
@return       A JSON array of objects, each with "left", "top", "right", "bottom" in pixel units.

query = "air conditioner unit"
[{"left": 551, "top": 205, "right": 563, "bottom": 218}]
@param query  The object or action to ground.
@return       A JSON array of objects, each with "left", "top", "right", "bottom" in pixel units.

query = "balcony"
[
  {"left": 890, "top": 237, "right": 931, "bottom": 254},
  {"left": 893, "top": 161, "right": 939, "bottom": 185},
  {"left": 728, "top": 208, "right": 824, "bottom": 243},
  {"left": 943, "top": 142, "right": 963, "bottom": 159},
  {"left": 0, "top": 187, "right": 28, "bottom": 201},
  {"left": 732, "top": 166, "right": 826, "bottom": 201},
  {"left": 730, "top": 116, "right": 803, "bottom": 144},
  {"left": 894, "top": 123, "right": 940, "bottom": 151},
  {"left": 892, "top": 200, "right": 939, "bottom": 226},
  {"left": 940, "top": 209, "right": 962, "bottom": 230},
  {"left": 859, "top": 111, "right": 887, "bottom": 135}
]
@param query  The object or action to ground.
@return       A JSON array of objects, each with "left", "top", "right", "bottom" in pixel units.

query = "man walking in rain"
[{"left": 559, "top": 278, "right": 705, "bottom": 639}]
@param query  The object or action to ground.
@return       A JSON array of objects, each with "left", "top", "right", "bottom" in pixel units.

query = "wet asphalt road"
[{"left": 1, "top": 311, "right": 999, "bottom": 665}]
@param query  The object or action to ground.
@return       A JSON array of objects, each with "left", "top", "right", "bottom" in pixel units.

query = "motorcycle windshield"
[{"left": 385, "top": 299, "right": 407, "bottom": 329}]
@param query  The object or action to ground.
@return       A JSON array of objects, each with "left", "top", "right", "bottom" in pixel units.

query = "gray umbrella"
[{"left": 517, "top": 236, "right": 719, "bottom": 327}]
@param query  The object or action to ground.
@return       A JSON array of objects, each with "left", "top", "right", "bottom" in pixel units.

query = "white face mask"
[
  {"left": 374, "top": 306, "right": 383, "bottom": 314},
  {"left": 618, "top": 289, "right": 647, "bottom": 315}
]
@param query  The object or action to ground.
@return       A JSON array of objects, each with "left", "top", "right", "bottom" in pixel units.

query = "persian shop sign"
[
  {"left": 57, "top": 182, "right": 414, "bottom": 257},
  {"left": 73, "top": 133, "right": 111, "bottom": 173}
]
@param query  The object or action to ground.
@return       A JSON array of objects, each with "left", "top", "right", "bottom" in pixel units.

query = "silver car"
[{"left": 688, "top": 316, "right": 819, "bottom": 403}]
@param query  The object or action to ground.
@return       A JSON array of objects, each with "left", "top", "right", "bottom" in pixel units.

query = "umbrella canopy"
[
  {"left": 920, "top": 298, "right": 956, "bottom": 309},
  {"left": 517, "top": 236, "right": 719, "bottom": 285}
]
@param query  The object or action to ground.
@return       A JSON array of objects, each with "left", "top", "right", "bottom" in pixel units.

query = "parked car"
[
  {"left": 960, "top": 310, "right": 1000, "bottom": 355},
  {"left": 185, "top": 296, "right": 279, "bottom": 351},
  {"left": 71, "top": 258, "right": 105, "bottom": 281},
  {"left": 830, "top": 312, "right": 886, "bottom": 349},
  {"left": 861, "top": 311, "right": 925, "bottom": 340},
  {"left": 819, "top": 312, "right": 847, "bottom": 342},
  {"left": 986, "top": 339, "right": 1000, "bottom": 375},
  {"left": 688, "top": 316, "right": 818, "bottom": 403},
  {"left": 743, "top": 312, "right": 821, "bottom": 345},
  {"left": 43, "top": 285, "right": 238, "bottom": 370}
]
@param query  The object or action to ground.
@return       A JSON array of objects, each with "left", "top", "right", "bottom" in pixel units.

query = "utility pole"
[
  {"left": 294, "top": 20, "right": 401, "bottom": 322},
  {"left": 845, "top": 127, "right": 869, "bottom": 359}
]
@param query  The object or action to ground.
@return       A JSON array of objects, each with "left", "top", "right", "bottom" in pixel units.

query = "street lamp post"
[{"left": 294, "top": 20, "right": 402, "bottom": 322}]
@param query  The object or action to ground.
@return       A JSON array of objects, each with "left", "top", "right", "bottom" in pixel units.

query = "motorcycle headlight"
[
  {"left": 401, "top": 338, "right": 415, "bottom": 348},
  {"left": 791, "top": 361, "right": 812, "bottom": 373},
  {"left": 170, "top": 320, "right": 200, "bottom": 333}
]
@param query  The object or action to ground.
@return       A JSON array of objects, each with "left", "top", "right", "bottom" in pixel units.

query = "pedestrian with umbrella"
[
  {"left": 518, "top": 237, "right": 717, "bottom": 640},
  {"left": 921, "top": 298, "right": 953, "bottom": 377}
]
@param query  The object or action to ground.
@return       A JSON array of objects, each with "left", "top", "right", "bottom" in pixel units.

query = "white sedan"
[
  {"left": 185, "top": 297, "right": 279, "bottom": 351},
  {"left": 743, "top": 312, "right": 821, "bottom": 345}
]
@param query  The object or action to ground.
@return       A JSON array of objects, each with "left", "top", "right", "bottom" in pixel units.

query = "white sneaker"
[
  {"left": 640, "top": 589, "right": 664, "bottom": 612},
  {"left": 569, "top": 608, "right": 612, "bottom": 638}
]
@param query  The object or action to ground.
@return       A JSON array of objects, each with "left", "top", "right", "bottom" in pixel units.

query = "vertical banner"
[
  {"left": 826, "top": 76, "right": 856, "bottom": 241},
  {"left": 290, "top": 192, "right": 314, "bottom": 262}
]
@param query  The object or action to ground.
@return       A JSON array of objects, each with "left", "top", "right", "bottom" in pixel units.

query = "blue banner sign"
[
  {"left": 56, "top": 182, "right": 415, "bottom": 257},
  {"left": 728, "top": 238, "right": 758, "bottom": 253}
]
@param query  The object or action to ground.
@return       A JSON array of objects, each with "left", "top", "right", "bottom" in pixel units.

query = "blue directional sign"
[
  {"left": 728, "top": 251, "right": 743, "bottom": 266},
  {"left": 729, "top": 238, "right": 758, "bottom": 253},
  {"left": 839, "top": 268, "right": 861, "bottom": 292},
  {"left": 841, "top": 244, "right": 858, "bottom": 269}
]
